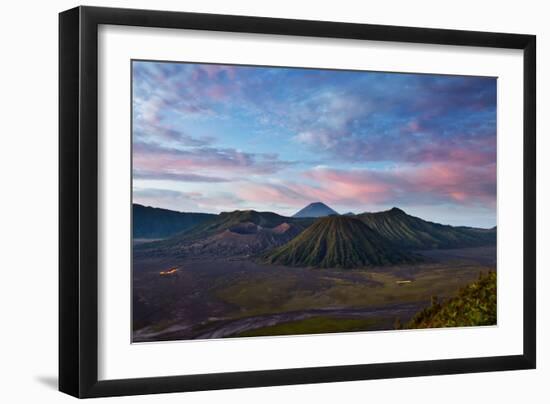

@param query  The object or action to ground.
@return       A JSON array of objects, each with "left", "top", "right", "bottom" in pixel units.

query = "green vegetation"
[
  {"left": 264, "top": 216, "right": 420, "bottom": 268},
  {"left": 214, "top": 264, "right": 487, "bottom": 318},
  {"left": 135, "top": 206, "right": 496, "bottom": 267},
  {"left": 357, "top": 207, "right": 496, "bottom": 250},
  {"left": 406, "top": 271, "right": 496, "bottom": 328},
  {"left": 215, "top": 275, "right": 300, "bottom": 315},
  {"left": 137, "top": 209, "right": 315, "bottom": 253},
  {"left": 235, "top": 316, "right": 380, "bottom": 337},
  {"left": 182, "top": 210, "right": 313, "bottom": 240}
]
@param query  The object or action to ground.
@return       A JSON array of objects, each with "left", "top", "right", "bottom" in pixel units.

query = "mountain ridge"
[
  {"left": 356, "top": 207, "right": 495, "bottom": 250},
  {"left": 133, "top": 204, "right": 215, "bottom": 239},
  {"left": 134, "top": 209, "right": 315, "bottom": 258},
  {"left": 134, "top": 204, "right": 496, "bottom": 266},
  {"left": 264, "top": 215, "right": 421, "bottom": 268}
]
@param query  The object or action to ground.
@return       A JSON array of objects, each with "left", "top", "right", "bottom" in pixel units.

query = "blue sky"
[{"left": 132, "top": 60, "right": 497, "bottom": 228}]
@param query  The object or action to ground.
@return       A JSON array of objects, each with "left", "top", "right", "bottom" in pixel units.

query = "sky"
[{"left": 132, "top": 61, "right": 497, "bottom": 228}]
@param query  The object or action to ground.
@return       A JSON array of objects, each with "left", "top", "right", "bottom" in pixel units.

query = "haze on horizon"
[{"left": 132, "top": 61, "right": 497, "bottom": 228}]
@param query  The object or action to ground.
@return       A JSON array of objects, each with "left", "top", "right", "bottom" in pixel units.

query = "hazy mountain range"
[
  {"left": 133, "top": 202, "right": 496, "bottom": 268},
  {"left": 133, "top": 204, "right": 214, "bottom": 239}
]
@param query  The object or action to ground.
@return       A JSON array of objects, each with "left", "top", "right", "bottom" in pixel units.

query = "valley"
[
  {"left": 132, "top": 203, "right": 497, "bottom": 342},
  {"left": 133, "top": 245, "right": 496, "bottom": 342}
]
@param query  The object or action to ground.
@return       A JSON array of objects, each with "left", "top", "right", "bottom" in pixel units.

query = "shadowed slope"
[
  {"left": 264, "top": 216, "right": 420, "bottom": 268},
  {"left": 406, "top": 271, "right": 497, "bottom": 328},
  {"left": 133, "top": 204, "right": 215, "bottom": 239},
  {"left": 168, "top": 210, "right": 313, "bottom": 243},
  {"left": 134, "top": 210, "right": 314, "bottom": 258},
  {"left": 357, "top": 208, "right": 496, "bottom": 250}
]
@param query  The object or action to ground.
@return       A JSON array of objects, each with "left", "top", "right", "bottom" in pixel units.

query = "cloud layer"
[{"left": 132, "top": 61, "right": 497, "bottom": 227}]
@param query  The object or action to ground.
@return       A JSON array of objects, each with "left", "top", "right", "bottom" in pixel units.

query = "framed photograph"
[{"left": 59, "top": 6, "right": 536, "bottom": 398}]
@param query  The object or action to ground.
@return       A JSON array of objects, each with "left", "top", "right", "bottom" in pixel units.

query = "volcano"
[
  {"left": 264, "top": 215, "right": 419, "bottom": 268},
  {"left": 292, "top": 202, "right": 339, "bottom": 218},
  {"left": 357, "top": 207, "right": 496, "bottom": 249}
]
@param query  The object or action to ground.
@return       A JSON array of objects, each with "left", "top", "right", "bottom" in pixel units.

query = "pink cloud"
[
  {"left": 293, "top": 129, "right": 496, "bottom": 167},
  {"left": 134, "top": 187, "right": 244, "bottom": 213},
  {"left": 207, "top": 85, "right": 230, "bottom": 100},
  {"left": 199, "top": 65, "right": 236, "bottom": 80},
  {"left": 133, "top": 142, "right": 293, "bottom": 183},
  {"left": 404, "top": 163, "right": 496, "bottom": 202},
  {"left": 236, "top": 163, "right": 495, "bottom": 209}
]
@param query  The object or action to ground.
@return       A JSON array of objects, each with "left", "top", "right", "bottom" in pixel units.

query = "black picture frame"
[{"left": 59, "top": 6, "right": 536, "bottom": 398}]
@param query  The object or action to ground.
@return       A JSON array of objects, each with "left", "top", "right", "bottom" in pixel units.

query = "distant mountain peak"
[
  {"left": 388, "top": 207, "right": 406, "bottom": 214},
  {"left": 293, "top": 202, "right": 339, "bottom": 218}
]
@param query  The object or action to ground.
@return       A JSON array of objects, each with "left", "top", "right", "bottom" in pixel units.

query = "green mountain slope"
[
  {"left": 406, "top": 271, "right": 496, "bottom": 328},
  {"left": 264, "top": 216, "right": 420, "bottom": 268},
  {"left": 357, "top": 207, "right": 496, "bottom": 250},
  {"left": 171, "top": 210, "right": 313, "bottom": 243},
  {"left": 134, "top": 206, "right": 496, "bottom": 264},
  {"left": 133, "top": 204, "right": 214, "bottom": 239},
  {"left": 134, "top": 210, "right": 315, "bottom": 257}
]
